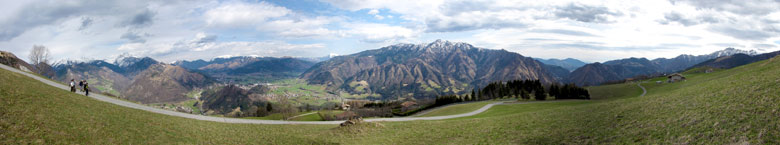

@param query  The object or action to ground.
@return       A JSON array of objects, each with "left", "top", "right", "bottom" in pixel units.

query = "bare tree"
[
  {"left": 276, "top": 95, "right": 299, "bottom": 120},
  {"left": 28, "top": 45, "right": 51, "bottom": 75}
]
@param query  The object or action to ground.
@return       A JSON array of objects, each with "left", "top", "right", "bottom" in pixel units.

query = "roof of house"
[
  {"left": 401, "top": 101, "right": 418, "bottom": 108},
  {"left": 668, "top": 73, "right": 685, "bottom": 78}
]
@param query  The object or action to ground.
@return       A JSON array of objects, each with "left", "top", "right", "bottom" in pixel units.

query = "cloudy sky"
[{"left": 1, "top": 0, "right": 779, "bottom": 63}]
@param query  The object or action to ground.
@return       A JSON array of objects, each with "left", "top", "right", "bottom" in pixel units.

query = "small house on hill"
[
  {"left": 340, "top": 103, "right": 351, "bottom": 111},
  {"left": 401, "top": 101, "right": 418, "bottom": 108},
  {"left": 667, "top": 73, "right": 686, "bottom": 83}
]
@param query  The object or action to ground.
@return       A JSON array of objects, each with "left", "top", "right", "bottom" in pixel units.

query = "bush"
[
  {"left": 353, "top": 108, "right": 392, "bottom": 118},
  {"left": 319, "top": 111, "right": 357, "bottom": 121}
]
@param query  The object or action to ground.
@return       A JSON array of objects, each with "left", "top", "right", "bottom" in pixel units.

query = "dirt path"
[
  {"left": 638, "top": 82, "right": 647, "bottom": 97},
  {"left": 286, "top": 112, "right": 318, "bottom": 120}
]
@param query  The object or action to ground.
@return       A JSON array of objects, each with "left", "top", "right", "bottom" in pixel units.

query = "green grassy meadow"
[
  {"left": 1, "top": 56, "right": 779, "bottom": 144},
  {"left": 418, "top": 101, "right": 497, "bottom": 117}
]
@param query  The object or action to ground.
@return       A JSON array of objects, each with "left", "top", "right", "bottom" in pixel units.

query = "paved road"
[
  {"left": 0, "top": 63, "right": 506, "bottom": 125},
  {"left": 637, "top": 82, "right": 647, "bottom": 97}
]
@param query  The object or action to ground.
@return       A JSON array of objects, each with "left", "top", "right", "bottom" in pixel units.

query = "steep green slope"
[{"left": 1, "top": 55, "right": 779, "bottom": 144}]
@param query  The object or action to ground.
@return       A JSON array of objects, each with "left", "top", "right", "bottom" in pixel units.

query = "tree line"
[{"left": 432, "top": 79, "right": 590, "bottom": 107}]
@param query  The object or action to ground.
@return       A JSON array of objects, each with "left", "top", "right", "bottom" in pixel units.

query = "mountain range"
[
  {"left": 301, "top": 39, "right": 568, "bottom": 99},
  {"left": 1, "top": 40, "right": 769, "bottom": 103},
  {"left": 533, "top": 58, "right": 587, "bottom": 71},
  {"left": 173, "top": 56, "right": 316, "bottom": 84},
  {"left": 52, "top": 56, "right": 213, "bottom": 103},
  {"left": 691, "top": 50, "right": 780, "bottom": 70},
  {"left": 568, "top": 48, "right": 758, "bottom": 86}
]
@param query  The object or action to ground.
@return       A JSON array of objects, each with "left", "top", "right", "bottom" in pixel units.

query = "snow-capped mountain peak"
[{"left": 708, "top": 47, "right": 757, "bottom": 57}]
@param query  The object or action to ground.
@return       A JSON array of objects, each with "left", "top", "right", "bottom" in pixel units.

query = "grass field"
[
  {"left": 1, "top": 56, "right": 779, "bottom": 144},
  {"left": 587, "top": 82, "right": 643, "bottom": 100},
  {"left": 418, "top": 101, "right": 497, "bottom": 117},
  {"left": 243, "top": 111, "right": 317, "bottom": 120},
  {"left": 289, "top": 112, "right": 323, "bottom": 121}
]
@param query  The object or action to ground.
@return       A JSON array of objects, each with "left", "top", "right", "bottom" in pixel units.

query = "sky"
[{"left": 1, "top": 0, "right": 779, "bottom": 63}]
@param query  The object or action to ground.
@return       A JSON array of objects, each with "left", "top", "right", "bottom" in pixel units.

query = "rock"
[
  {"left": 176, "top": 106, "right": 193, "bottom": 114},
  {"left": 0, "top": 51, "right": 34, "bottom": 71},
  {"left": 340, "top": 117, "right": 364, "bottom": 127}
]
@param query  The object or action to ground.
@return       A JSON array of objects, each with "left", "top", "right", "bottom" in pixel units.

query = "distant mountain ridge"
[
  {"left": 301, "top": 39, "right": 566, "bottom": 99},
  {"left": 568, "top": 47, "right": 758, "bottom": 86},
  {"left": 534, "top": 58, "right": 587, "bottom": 71},
  {"left": 52, "top": 56, "right": 214, "bottom": 103},
  {"left": 123, "top": 63, "right": 213, "bottom": 103},
  {"left": 173, "top": 56, "right": 316, "bottom": 83},
  {"left": 691, "top": 50, "right": 780, "bottom": 70}
]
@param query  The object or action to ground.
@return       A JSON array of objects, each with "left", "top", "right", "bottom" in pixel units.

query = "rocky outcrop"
[{"left": 0, "top": 51, "right": 34, "bottom": 72}]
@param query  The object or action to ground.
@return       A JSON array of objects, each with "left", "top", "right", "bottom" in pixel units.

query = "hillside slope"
[
  {"left": 123, "top": 64, "right": 212, "bottom": 103},
  {"left": 1, "top": 55, "right": 779, "bottom": 144},
  {"left": 0, "top": 51, "right": 33, "bottom": 72}
]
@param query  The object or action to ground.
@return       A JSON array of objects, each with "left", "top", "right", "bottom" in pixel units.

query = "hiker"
[
  {"left": 69, "top": 79, "right": 76, "bottom": 92},
  {"left": 78, "top": 80, "right": 84, "bottom": 92},
  {"left": 84, "top": 82, "right": 90, "bottom": 96}
]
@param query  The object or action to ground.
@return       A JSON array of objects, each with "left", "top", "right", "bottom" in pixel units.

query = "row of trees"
[
  {"left": 475, "top": 80, "right": 547, "bottom": 101},
  {"left": 429, "top": 79, "right": 591, "bottom": 108},
  {"left": 432, "top": 95, "right": 462, "bottom": 108},
  {"left": 548, "top": 83, "right": 590, "bottom": 100}
]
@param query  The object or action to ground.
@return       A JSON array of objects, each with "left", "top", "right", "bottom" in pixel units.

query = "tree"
[
  {"left": 470, "top": 89, "right": 476, "bottom": 101},
  {"left": 28, "top": 45, "right": 51, "bottom": 75},
  {"left": 256, "top": 105, "right": 269, "bottom": 117},
  {"left": 534, "top": 90, "right": 546, "bottom": 100},
  {"left": 266, "top": 102, "right": 273, "bottom": 112},
  {"left": 276, "top": 96, "right": 298, "bottom": 120},
  {"left": 549, "top": 84, "right": 560, "bottom": 99},
  {"left": 520, "top": 90, "right": 530, "bottom": 100}
]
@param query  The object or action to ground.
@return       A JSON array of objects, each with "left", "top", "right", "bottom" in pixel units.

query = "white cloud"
[
  {"left": 346, "top": 23, "right": 418, "bottom": 43},
  {"left": 204, "top": 1, "right": 341, "bottom": 39},
  {"left": 204, "top": 1, "right": 291, "bottom": 28},
  {"left": 117, "top": 33, "right": 328, "bottom": 62},
  {"left": 367, "top": 9, "right": 379, "bottom": 15},
  {"left": 321, "top": 0, "right": 780, "bottom": 61},
  {"left": 374, "top": 15, "right": 384, "bottom": 20},
  {"left": 2, "top": 0, "right": 780, "bottom": 63}
]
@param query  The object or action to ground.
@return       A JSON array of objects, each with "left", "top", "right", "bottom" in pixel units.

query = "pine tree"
[
  {"left": 534, "top": 90, "right": 546, "bottom": 100},
  {"left": 520, "top": 90, "right": 530, "bottom": 100},
  {"left": 471, "top": 89, "right": 476, "bottom": 101}
]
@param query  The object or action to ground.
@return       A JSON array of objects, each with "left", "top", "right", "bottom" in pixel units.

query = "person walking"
[
  {"left": 69, "top": 79, "right": 76, "bottom": 92},
  {"left": 78, "top": 80, "right": 84, "bottom": 92},
  {"left": 84, "top": 82, "right": 90, "bottom": 96}
]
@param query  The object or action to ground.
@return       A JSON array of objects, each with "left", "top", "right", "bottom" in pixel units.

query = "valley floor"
[{"left": 2, "top": 56, "right": 780, "bottom": 144}]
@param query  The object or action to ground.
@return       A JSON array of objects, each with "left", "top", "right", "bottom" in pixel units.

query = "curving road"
[
  {"left": 637, "top": 82, "right": 647, "bottom": 97},
  {"left": 0, "top": 63, "right": 506, "bottom": 125}
]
